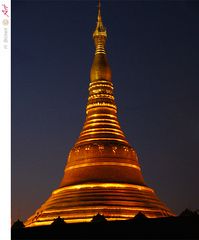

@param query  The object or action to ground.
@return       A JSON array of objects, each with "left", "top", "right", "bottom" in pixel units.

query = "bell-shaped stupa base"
[
  {"left": 25, "top": 142, "right": 175, "bottom": 227},
  {"left": 25, "top": 182, "right": 173, "bottom": 227}
]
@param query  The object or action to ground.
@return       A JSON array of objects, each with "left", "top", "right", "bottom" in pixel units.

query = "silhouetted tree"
[
  {"left": 133, "top": 212, "right": 147, "bottom": 221},
  {"left": 179, "top": 208, "right": 197, "bottom": 217},
  {"left": 11, "top": 219, "right": 25, "bottom": 229},
  {"left": 51, "top": 216, "right": 66, "bottom": 226},
  {"left": 91, "top": 213, "right": 107, "bottom": 222}
]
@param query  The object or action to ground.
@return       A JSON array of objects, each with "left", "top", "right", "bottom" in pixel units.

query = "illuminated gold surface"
[
  {"left": 25, "top": 182, "right": 174, "bottom": 227},
  {"left": 65, "top": 162, "right": 141, "bottom": 171},
  {"left": 25, "top": 2, "right": 174, "bottom": 227},
  {"left": 52, "top": 183, "right": 154, "bottom": 194}
]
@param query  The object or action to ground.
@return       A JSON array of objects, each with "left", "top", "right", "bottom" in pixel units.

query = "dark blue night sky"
[{"left": 12, "top": 0, "right": 199, "bottom": 223}]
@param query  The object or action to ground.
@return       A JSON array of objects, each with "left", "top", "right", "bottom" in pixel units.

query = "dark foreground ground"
[{"left": 12, "top": 214, "right": 199, "bottom": 240}]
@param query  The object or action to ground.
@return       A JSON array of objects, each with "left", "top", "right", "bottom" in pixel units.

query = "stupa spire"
[
  {"left": 76, "top": 0, "right": 127, "bottom": 147},
  {"left": 98, "top": 0, "right": 101, "bottom": 21},
  {"left": 93, "top": 0, "right": 107, "bottom": 54}
]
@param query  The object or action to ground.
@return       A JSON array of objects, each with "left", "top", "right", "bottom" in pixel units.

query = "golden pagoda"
[{"left": 25, "top": 2, "right": 174, "bottom": 227}]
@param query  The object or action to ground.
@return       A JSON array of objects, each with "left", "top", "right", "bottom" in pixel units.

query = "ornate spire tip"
[
  {"left": 93, "top": 0, "right": 107, "bottom": 39},
  {"left": 98, "top": 0, "right": 101, "bottom": 21}
]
